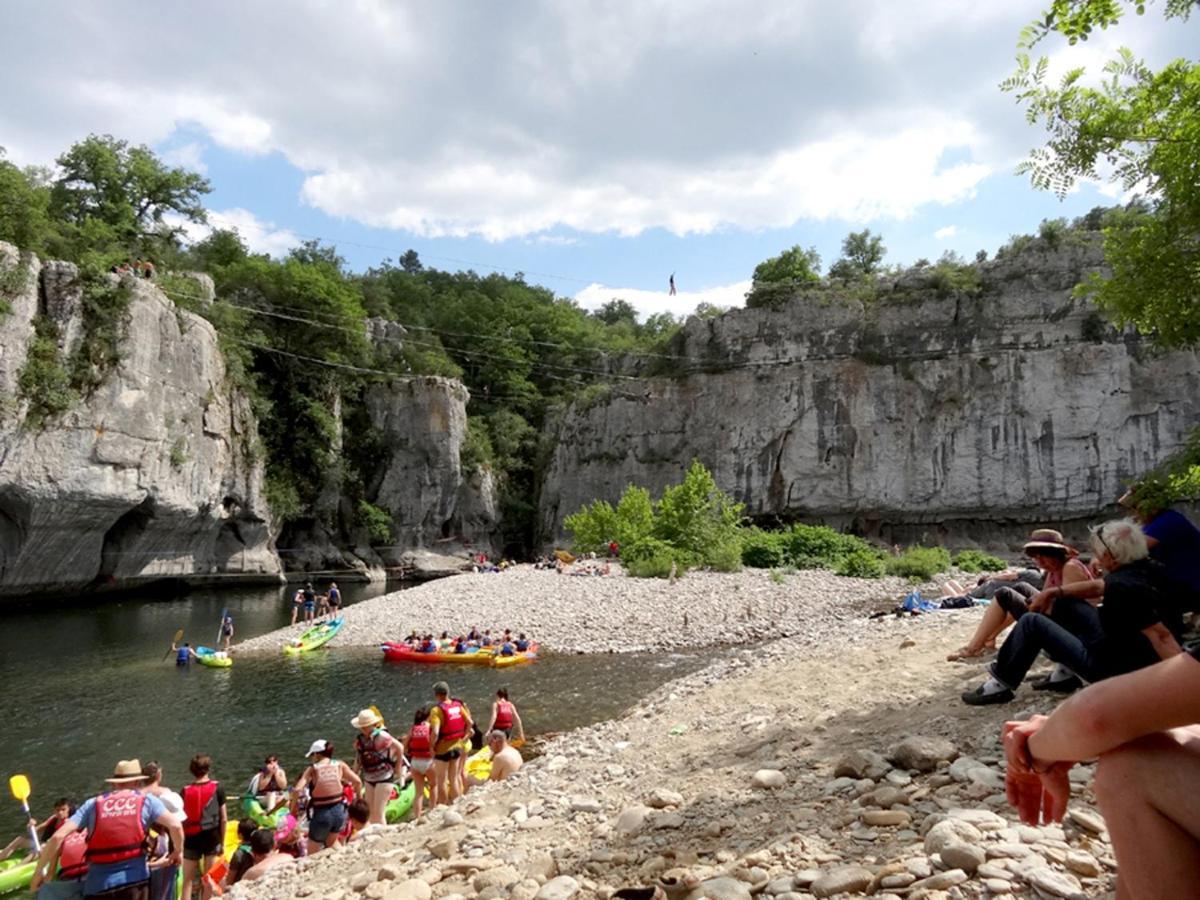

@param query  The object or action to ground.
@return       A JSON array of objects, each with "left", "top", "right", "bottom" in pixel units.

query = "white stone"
[
  {"left": 535, "top": 876, "right": 580, "bottom": 900},
  {"left": 752, "top": 769, "right": 787, "bottom": 789}
]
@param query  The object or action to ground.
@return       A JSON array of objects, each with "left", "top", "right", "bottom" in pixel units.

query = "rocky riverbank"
[
  {"left": 230, "top": 597, "right": 1116, "bottom": 900},
  {"left": 234, "top": 566, "right": 914, "bottom": 655}
]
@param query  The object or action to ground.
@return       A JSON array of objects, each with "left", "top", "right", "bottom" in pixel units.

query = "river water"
[{"left": 0, "top": 581, "right": 713, "bottom": 835}]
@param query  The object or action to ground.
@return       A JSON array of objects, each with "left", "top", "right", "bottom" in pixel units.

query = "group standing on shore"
[{"left": 11, "top": 679, "right": 527, "bottom": 899}]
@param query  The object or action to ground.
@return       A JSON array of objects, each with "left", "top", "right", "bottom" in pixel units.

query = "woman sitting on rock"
[{"left": 946, "top": 529, "right": 1092, "bottom": 663}]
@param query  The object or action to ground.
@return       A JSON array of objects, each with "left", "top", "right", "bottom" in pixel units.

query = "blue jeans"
[{"left": 990, "top": 600, "right": 1105, "bottom": 690}]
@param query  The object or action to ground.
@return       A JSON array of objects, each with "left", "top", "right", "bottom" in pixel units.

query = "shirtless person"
[
  {"left": 239, "top": 828, "right": 295, "bottom": 882},
  {"left": 467, "top": 731, "right": 523, "bottom": 787}
]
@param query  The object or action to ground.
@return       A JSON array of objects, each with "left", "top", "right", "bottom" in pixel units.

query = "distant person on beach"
[
  {"left": 302, "top": 583, "right": 316, "bottom": 624},
  {"left": 428, "top": 681, "right": 472, "bottom": 805},
  {"left": 403, "top": 707, "right": 434, "bottom": 820},
  {"left": 290, "top": 589, "right": 304, "bottom": 626},
  {"left": 486, "top": 688, "right": 525, "bottom": 742},
  {"left": 350, "top": 708, "right": 401, "bottom": 827},
  {"left": 32, "top": 759, "right": 184, "bottom": 900},
  {"left": 292, "top": 740, "right": 360, "bottom": 854},
  {"left": 179, "top": 755, "right": 226, "bottom": 900},
  {"left": 238, "top": 828, "right": 295, "bottom": 882},
  {"left": 964, "top": 520, "right": 1184, "bottom": 705},
  {"left": 327, "top": 582, "right": 341, "bottom": 615},
  {"left": 947, "top": 529, "right": 1087, "bottom": 663},
  {"left": 1003, "top": 645, "right": 1200, "bottom": 897}
]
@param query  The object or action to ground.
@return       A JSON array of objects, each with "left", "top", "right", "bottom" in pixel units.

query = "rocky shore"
[
  {"left": 234, "top": 566, "right": 914, "bottom": 655},
  {"left": 230, "top": 589, "right": 1116, "bottom": 900}
]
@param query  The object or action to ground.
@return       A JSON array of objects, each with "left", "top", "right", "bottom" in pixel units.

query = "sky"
[{"left": 1, "top": 1, "right": 1195, "bottom": 319}]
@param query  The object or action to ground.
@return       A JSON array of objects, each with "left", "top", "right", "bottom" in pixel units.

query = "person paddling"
[
  {"left": 292, "top": 740, "right": 360, "bottom": 855},
  {"left": 179, "top": 755, "right": 226, "bottom": 900},
  {"left": 350, "top": 709, "right": 401, "bottom": 827},
  {"left": 486, "top": 688, "right": 525, "bottom": 743},
  {"left": 402, "top": 707, "right": 434, "bottom": 820},
  {"left": 172, "top": 642, "right": 196, "bottom": 666},
  {"left": 0, "top": 797, "right": 74, "bottom": 863},
  {"left": 32, "top": 759, "right": 184, "bottom": 900}
]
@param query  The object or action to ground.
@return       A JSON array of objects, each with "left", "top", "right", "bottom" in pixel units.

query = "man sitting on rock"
[{"left": 963, "top": 520, "right": 1183, "bottom": 705}]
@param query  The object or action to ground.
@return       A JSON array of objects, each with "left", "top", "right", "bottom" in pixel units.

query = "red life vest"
[
  {"left": 356, "top": 731, "right": 395, "bottom": 781},
  {"left": 309, "top": 761, "right": 345, "bottom": 808},
  {"left": 86, "top": 791, "right": 147, "bottom": 865},
  {"left": 181, "top": 781, "right": 222, "bottom": 836},
  {"left": 408, "top": 723, "right": 432, "bottom": 759},
  {"left": 59, "top": 830, "right": 89, "bottom": 880},
  {"left": 494, "top": 700, "right": 514, "bottom": 731},
  {"left": 438, "top": 699, "right": 468, "bottom": 742}
]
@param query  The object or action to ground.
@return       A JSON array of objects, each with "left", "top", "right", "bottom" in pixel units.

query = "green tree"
[
  {"left": 746, "top": 245, "right": 821, "bottom": 308},
  {"left": 829, "top": 229, "right": 886, "bottom": 281},
  {"left": 49, "top": 134, "right": 210, "bottom": 261},
  {"left": 0, "top": 152, "right": 54, "bottom": 253},
  {"left": 653, "top": 460, "right": 744, "bottom": 567},
  {"left": 593, "top": 298, "right": 639, "bottom": 327},
  {"left": 1002, "top": 1, "right": 1200, "bottom": 346}
]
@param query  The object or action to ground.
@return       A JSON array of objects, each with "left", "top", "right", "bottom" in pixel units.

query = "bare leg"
[
  {"left": 182, "top": 857, "right": 199, "bottom": 900},
  {"left": 941, "top": 580, "right": 967, "bottom": 598},
  {"left": 412, "top": 770, "right": 426, "bottom": 819},
  {"left": 431, "top": 760, "right": 448, "bottom": 806},
  {"left": 1094, "top": 729, "right": 1200, "bottom": 900},
  {"left": 366, "top": 782, "right": 390, "bottom": 826},
  {"left": 947, "top": 600, "right": 1010, "bottom": 660}
]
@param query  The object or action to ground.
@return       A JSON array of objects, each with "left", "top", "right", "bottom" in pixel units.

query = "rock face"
[
  {"left": 539, "top": 240, "right": 1200, "bottom": 547},
  {"left": 0, "top": 242, "right": 279, "bottom": 598}
]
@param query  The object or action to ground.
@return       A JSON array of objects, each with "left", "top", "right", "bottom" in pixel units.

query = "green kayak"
[
  {"left": 385, "top": 782, "right": 415, "bottom": 823},
  {"left": 0, "top": 856, "right": 35, "bottom": 895},
  {"left": 283, "top": 616, "right": 344, "bottom": 655}
]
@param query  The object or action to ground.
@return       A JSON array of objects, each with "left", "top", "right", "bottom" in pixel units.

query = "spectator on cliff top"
[
  {"left": 1121, "top": 490, "right": 1200, "bottom": 614},
  {"left": 946, "top": 529, "right": 1088, "bottom": 662},
  {"left": 963, "top": 520, "right": 1184, "bottom": 705},
  {"left": 1002, "top": 645, "right": 1200, "bottom": 897}
]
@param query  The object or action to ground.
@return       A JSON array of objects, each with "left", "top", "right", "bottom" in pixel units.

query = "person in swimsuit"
[{"left": 402, "top": 707, "right": 435, "bottom": 820}]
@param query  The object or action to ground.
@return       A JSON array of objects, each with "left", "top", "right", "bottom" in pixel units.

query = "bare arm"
[
  {"left": 486, "top": 701, "right": 498, "bottom": 735},
  {"left": 154, "top": 812, "right": 184, "bottom": 864},
  {"left": 1027, "top": 653, "right": 1200, "bottom": 765},
  {"left": 293, "top": 765, "right": 313, "bottom": 794},
  {"left": 512, "top": 708, "right": 525, "bottom": 742},
  {"left": 340, "top": 761, "right": 363, "bottom": 792},
  {"left": 30, "top": 821, "right": 77, "bottom": 890}
]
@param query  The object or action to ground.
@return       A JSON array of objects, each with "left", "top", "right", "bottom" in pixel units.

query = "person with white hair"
[{"left": 963, "top": 520, "right": 1184, "bottom": 705}]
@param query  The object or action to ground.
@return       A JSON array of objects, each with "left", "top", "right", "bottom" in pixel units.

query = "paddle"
[
  {"left": 162, "top": 628, "right": 185, "bottom": 661},
  {"left": 216, "top": 608, "right": 227, "bottom": 648},
  {"left": 8, "top": 775, "right": 40, "bottom": 853}
]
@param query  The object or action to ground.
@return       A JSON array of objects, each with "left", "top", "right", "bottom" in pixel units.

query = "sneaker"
[
  {"left": 1032, "top": 674, "right": 1082, "bottom": 693},
  {"left": 962, "top": 684, "right": 1015, "bottom": 705}
]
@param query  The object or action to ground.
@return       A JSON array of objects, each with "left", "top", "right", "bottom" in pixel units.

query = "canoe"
[
  {"left": 0, "top": 857, "right": 35, "bottom": 895},
  {"left": 195, "top": 646, "right": 233, "bottom": 668},
  {"left": 385, "top": 782, "right": 416, "bottom": 823},
  {"left": 381, "top": 642, "right": 496, "bottom": 665},
  {"left": 241, "top": 794, "right": 289, "bottom": 829},
  {"left": 491, "top": 643, "right": 538, "bottom": 668},
  {"left": 465, "top": 746, "right": 493, "bottom": 782},
  {"left": 284, "top": 617, "right": 344, "bottom": 655}
]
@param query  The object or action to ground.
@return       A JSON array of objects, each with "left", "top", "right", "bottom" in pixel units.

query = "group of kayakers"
[
  {"left": 290, "top": 581, "right": 341, "bottom": 626},
  {"left": 6, "top": 680, "right": 526, "bottom": 900},
  {"left": 401, "top": 628, "right": 533, "bottom": 657}
]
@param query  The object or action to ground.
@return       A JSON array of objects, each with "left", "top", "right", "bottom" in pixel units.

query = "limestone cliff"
[
  {"left": 0, "top": 242, "right": 279, "bottom": 598},
  {"left": 538, "top": 239, "right": 1200, "bottom": 549}
]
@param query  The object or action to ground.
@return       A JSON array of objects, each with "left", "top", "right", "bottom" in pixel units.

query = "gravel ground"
[
  {"left": 230, "top": 600, "right": 1118, "bottom": 900},
  {"left": 234, "top": 566, "right": 919, "bottom": 655}
]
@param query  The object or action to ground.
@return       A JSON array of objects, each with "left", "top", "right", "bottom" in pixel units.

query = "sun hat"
[
  {"left": 432, "top": 681, "right": 450, "bottom": 696},
  {"left": 305, "top": 739, "right": 330, "bottom": 757},
  {"left": 106, "top": 759, "right": 148, "bottom": 784},
  {"left": 351, "top": 708, "right": 383, "bottom": 729},
  {"left": 1023, "top": 528, "right": 1074, "bottom": 555}
]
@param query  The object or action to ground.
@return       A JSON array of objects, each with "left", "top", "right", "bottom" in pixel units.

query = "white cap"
[{"left": 306, "top": 739, "right": 330, "bottom": 756}]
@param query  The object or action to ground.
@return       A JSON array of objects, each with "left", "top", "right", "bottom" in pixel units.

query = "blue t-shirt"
[
  {"left": 71, "top": 792, "right": 167, "bottom": 895},
  {"left": 1144, "top": 509, "right": 1200, "bottom": 593}
]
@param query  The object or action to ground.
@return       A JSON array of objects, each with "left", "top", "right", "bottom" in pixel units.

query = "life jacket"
[
  {"left": 494, "top": 700, "right": 514, "bottom": 731},
  {"left": 515, "top": 639, "right": 529, "bottom": 651},
  {"left": 438, "top": 699, "right": 468, "bottom": 742},
  {"left": 309, "top": 760, "right": 344, "bottom": 807},
  {"left": 86, "top": 791, "right": 147, "bottom": 865},
  {"left": 408, "top": 723, "right": 433, "bottom": 759},
  {"left": 181, "top": 780, "right": 222, "bottom": 836},
  {"left": 356, "top": 731, "right": 395, "bottom": 780},
  {"left": 176, "top": 647, "right": 190, "bottom": 664},
  {"left": 58, "top": 830, "right": 89, "bottom": 880},
  {"left": 500, "top": 643, "right": 515, "bottom": 656}
]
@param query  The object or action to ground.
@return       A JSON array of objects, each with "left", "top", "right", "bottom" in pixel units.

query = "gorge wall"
[
  {"left": 538, "top": 239, "right": 1200, "bottom": 550},
  {"left": 0, "top": 241, "right": 280, "bottom": 598}
]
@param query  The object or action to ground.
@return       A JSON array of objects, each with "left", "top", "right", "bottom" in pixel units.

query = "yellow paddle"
[
  {"left": 9, "top": 774, "right": 41, "bottom": 853},
  {"left": 162, "top": 628, "right": 185, "bottom": 661}
]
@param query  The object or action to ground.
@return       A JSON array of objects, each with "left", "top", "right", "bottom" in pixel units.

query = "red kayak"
[{"left": 380, "top": 642, "right": 496, "bottom": 665}]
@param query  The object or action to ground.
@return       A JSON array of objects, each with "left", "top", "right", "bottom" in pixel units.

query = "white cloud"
[
  {"left": 174, "top": 208, "right": 299, "bottom": 258},
  {"left": 161, "top": 142, "right": 208, "bottom": 175},
  {"left": 934, "top": 225, "right": 957, "bottom": 240},
  {"left": 575, "top": 279, "right": 750, "bottom": 321}
]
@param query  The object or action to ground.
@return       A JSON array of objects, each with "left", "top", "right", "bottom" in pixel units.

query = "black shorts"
[
  {"left": 434, "top": 747, "right": 462, "bottom": 762},
  {"left": 183, "top": 828, "right": 222, "bottom": 860}
]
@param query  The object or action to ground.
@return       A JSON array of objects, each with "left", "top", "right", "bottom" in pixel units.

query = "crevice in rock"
[{"left": 97, "top": 496, "right": 156, "bottom": 580}]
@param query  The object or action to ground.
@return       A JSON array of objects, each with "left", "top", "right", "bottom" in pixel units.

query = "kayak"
[
  {"left": 0, "top": 857, "right": 35, "bottom": 895},
  {"left": 195, "top": 646, "right": 232, "bottom": 668},
  {"left": 491, "top": 643, "right": 538, "bottom": 668},
  {"left": 385, "top": 782, "right": 416, "bottom": 823},
  {"left": 242, "top": 794, "right": 289, "bottom": 829},
  {"left": 465, "top": 746, "right": 493, "bottom": 782},
  {"left": 381, "top": 642, "right": 496, "bottom": 665},
  {"left": 284, "top": 617, "right": 344, "bottom": 655}
]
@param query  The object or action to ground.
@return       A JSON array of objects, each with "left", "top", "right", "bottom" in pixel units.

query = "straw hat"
[
  {"left": 1023, "top": 528, "right": 1073, "bottom": 555},
  {"left": 351, "top": 708, "right": 383, "bottom": 729},
  {"left": 106, "top": 759, "right": 147, "bottom": 784}
]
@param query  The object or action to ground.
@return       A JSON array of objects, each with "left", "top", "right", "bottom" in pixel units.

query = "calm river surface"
[{"left": 0, "top": 581, "right": 712, "bottom": 834}]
